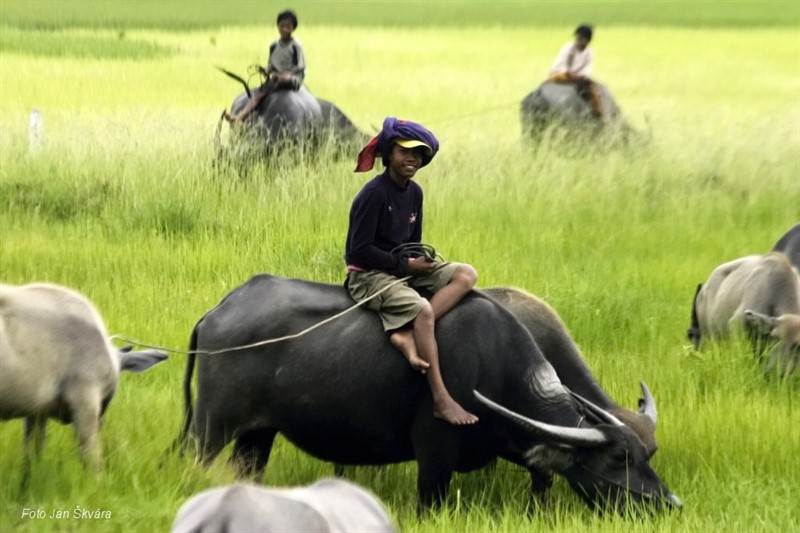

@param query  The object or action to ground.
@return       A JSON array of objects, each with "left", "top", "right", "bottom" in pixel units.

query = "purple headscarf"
[{"left": 355, "top": 117, "right": 439, "bottom": 172}]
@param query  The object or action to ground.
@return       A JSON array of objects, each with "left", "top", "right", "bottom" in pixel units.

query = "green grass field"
[{"left": 1, "top": 1, "right": 799, "bottom": 531}]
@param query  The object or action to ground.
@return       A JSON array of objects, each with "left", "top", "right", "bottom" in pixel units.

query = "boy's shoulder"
[
  {"left": 356, "top": 174, "right": 389, "bottom": 197},
  {"left": 270, "top": 37, "right": 302, "bottom": 48}
]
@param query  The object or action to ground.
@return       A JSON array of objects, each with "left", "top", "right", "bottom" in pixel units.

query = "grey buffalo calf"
[
  {"left": 171, "top": 478, "right": 396, "bottom": 533},
  {"left": 0, "top": 282, "right": 167, "bottom": 477},
  {"left": 688, "top": 253, "right": 800, "bottom": 376}
]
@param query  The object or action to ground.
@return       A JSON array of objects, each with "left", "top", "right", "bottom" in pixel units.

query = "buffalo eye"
[{"left": 612, "top": 449, "right": 629, "bottom": 465}]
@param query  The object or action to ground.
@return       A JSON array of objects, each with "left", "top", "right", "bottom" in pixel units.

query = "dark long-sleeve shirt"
[{"left": 345, "top": 172, "right": 423, "bottom": 277}]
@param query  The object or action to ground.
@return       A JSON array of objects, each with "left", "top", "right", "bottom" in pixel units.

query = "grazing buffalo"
[
  {"left": 0, "top": 283, "right": 167, "bottom": 478},
  {"left": 483, "top": 287, "right": 658, "bottom": 457},
  {"left": 215, "top": 87, "right": 365, "bottom": 162},
  {"left": 688, "top": 253, "right": 800, "bottom": 376},
  {"left": 771, "top": 223, "right": 800, "bottom": 270},
  {"left": 180, "top": 275, "right": 681, "bottom": 513},
  {"left": 171, "top": 478, "right": 396, "bottom": 533},
  {"left": 520, "top": 80, "right": 623, "bottom": 140}
]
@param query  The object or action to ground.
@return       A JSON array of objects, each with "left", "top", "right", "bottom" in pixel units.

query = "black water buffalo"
[
  {"left": 171, "top": 479, "right": 396, "bottom": 533},
  {"left": 180, "top": 275, "right": 681, "bottom": 513},
  {"left": 688, "top": 253, "right": 800, "bottom": 376},
  {"left": 483, "top": 287, "right": 658, "bottom": 456},
  {"left": 0, "top": 283, "right": 166, "bottom": 481},
  {"left": 771, "top": 223, "right": 800, "bottom": 270},
  {"left": 520, "top": 80, "right": 624, "bottom": 141},
  {"left": 215, "top": 87, "right": 364, "bottom": 162}
]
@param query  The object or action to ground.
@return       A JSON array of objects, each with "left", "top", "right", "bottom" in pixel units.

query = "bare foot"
[
  {"left": 389, "top": 331, "right": 430, "bottom": 374},
  {"left": 433, "top": 399, "right": 479, "bottom": 425},
  {"left": 223, "top": 111, "right": 237, "bottom": 123}
]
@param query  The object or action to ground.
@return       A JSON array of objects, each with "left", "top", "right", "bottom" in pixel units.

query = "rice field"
[{"left": 0, "top": 1, "right": 798, "bottom": 532}]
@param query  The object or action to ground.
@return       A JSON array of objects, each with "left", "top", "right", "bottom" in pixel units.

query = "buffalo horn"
[
  {"left": 567, "top": 390, "right": 626, "bottom": 427},
  {"left": 637, "top": 381, "right": 658, "bottom": 425},
  {"left": 473, "top": 391, "right": 607, "bottom": 447}
]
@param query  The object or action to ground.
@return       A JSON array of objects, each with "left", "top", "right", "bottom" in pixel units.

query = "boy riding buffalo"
[{"left": 345, "top": 117, "right": 479, "bottom": 425}]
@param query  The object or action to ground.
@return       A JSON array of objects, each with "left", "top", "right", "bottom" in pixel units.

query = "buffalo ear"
[
  {"left": 744, "top": 310, "right": 778, "bottom": 336},
  {"left": 119, "top": 349, "right": 167, "bottom": 372},
  {"left": 523, "top": 443, "right": 576, "bottom": 471}
]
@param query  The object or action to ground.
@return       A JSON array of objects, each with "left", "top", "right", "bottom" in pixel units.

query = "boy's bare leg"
[
  {"left": 389, "top": 328, "right": 429, "bottom": 373},
  {"left": 225, "top": 89, "right": 267, "bottom": 123},
  {"left": 413, "top": 304, "right": 478, "bottom": 425},
  {"left": 428, "top": 265, "right": 478, "bottom": 319}
]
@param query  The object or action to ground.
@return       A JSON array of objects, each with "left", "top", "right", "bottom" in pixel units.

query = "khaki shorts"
[{"left": 347, "top": 262, "right": 465, "bottom": 331}]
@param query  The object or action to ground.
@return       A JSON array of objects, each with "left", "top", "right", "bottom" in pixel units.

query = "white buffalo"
[
  {"left": 0, "top": 282, "right": 166, "bottom": 476},
  {"left": 689, "top": 252, "right": 800, "bottom": 376},
  {"left": 171, "top": 478, "right": 396, "bottom": 533}
]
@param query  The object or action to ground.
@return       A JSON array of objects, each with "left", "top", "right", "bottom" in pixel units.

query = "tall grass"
[{"left": 1, "top": 14, "right": 799, "bottom": 533}]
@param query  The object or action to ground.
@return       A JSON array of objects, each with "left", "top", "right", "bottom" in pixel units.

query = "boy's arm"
[
  {"left": 348, "top": 191, "right": 408, "bottom": 276},
  {"left": 266, "top": 41, "right": 278, "bottom": 74},
  {"left": 292, "top": 41, "right": 306, "bottom": 76},
  {"left": 549, "top": 43, "right": 572, "bottom": 76}
]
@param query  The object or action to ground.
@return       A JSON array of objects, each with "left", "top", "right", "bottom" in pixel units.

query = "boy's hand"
[{"left": 407, "top": 256, "right": 437, "bottom": 275}]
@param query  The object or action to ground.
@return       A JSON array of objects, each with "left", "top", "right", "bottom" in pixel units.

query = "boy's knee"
[
  {"left": 416, "top": 303, "right": 435, "bottom": 323},
  {"left": 456, "top": 265, "right": 478, "bottom": 288}
]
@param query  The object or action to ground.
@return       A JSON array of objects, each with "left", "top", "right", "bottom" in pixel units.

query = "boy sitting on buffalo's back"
[
  {"left": 226, "top": 10, "right": 306, "bottom": 124},
  {"left": 345, "top": 117, "right": 479, "bottom": 426},
  {"left": 549, "top": 24, "right": 604, "bottom": 120}
]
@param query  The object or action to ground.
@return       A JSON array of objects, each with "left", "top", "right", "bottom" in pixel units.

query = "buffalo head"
[
  {"left": 474, "top": 391, "right": 682, "bottom": 514},
  {"left": 744, "top": 310, "right": 800, "bottom": 377}
]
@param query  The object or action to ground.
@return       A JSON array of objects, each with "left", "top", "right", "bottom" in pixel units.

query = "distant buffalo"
[
  {"left": 171, "top": 478, "right": 396, "bottom": 533},
  {"left": 0, "top": 283, "right": 166, "bottom": 481},
  {"left": 179, "top": 275, "right": 681, "bottom": 513},
  {"left": 215, "top": 86, "right": 365, "bottom": 163},
  {"left": 688, "top": 253, "right": 800, "bottom": 376},
  {"left": 520, "top": 81, "right": 626, "bottom": 141}
]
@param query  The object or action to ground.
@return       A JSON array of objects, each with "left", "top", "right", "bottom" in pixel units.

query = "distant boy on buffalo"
[
  {"left": 226, "top": 10, "right": 306, "bottom": 124},
  {"left": 549, "top": 24, "right": 604, "bottom": 120},
  {"left": 345, "top": 117, "right": 479, "bottom": 426}
]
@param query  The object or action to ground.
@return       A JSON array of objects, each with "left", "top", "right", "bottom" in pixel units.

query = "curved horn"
[
  {"left": 473, "top": 391, "right": 607, "bottom": 447},
  {"left": 637, "top": 381, "right": 657, "bottom": 425},
  {"left": 567, "top": 390, "right": 626, "bottom": 427},
  {"left": 215, "top": 65, "right": 251, "bottom": 98}
]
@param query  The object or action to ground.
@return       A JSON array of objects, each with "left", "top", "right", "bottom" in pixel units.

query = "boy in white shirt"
[{"left": 549, "top": 25, "right": 603, "bottom": 120}]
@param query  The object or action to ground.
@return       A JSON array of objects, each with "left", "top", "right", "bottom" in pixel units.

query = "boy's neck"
[
  {"left": 387, "top": 170, "right": 410, "bottom": 188},
  {"left": 280, "top": 36, "right": 293, "bottom": 44}
]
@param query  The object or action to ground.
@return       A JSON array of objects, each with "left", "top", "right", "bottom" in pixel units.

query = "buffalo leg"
[
  {"left": 528, "top": 469, "right": 554, "bottom": 512},
  {"left": 24, "top": 416, "right": 47, "bottom": 459},
  {"left": 21, "top": 416, "right": 46, "bottom": 489},
  {"left": 230, "top": 428, "right": 277, "bottom": 480},
  {"left": 412, "top": 419, "right": 461, "bottom": 512},
  {"left": 193, "top": 412, "right": 231, "bottom": 467},
  {"left": 65, "top": 386, "right": 103, "bottom": 472}
]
